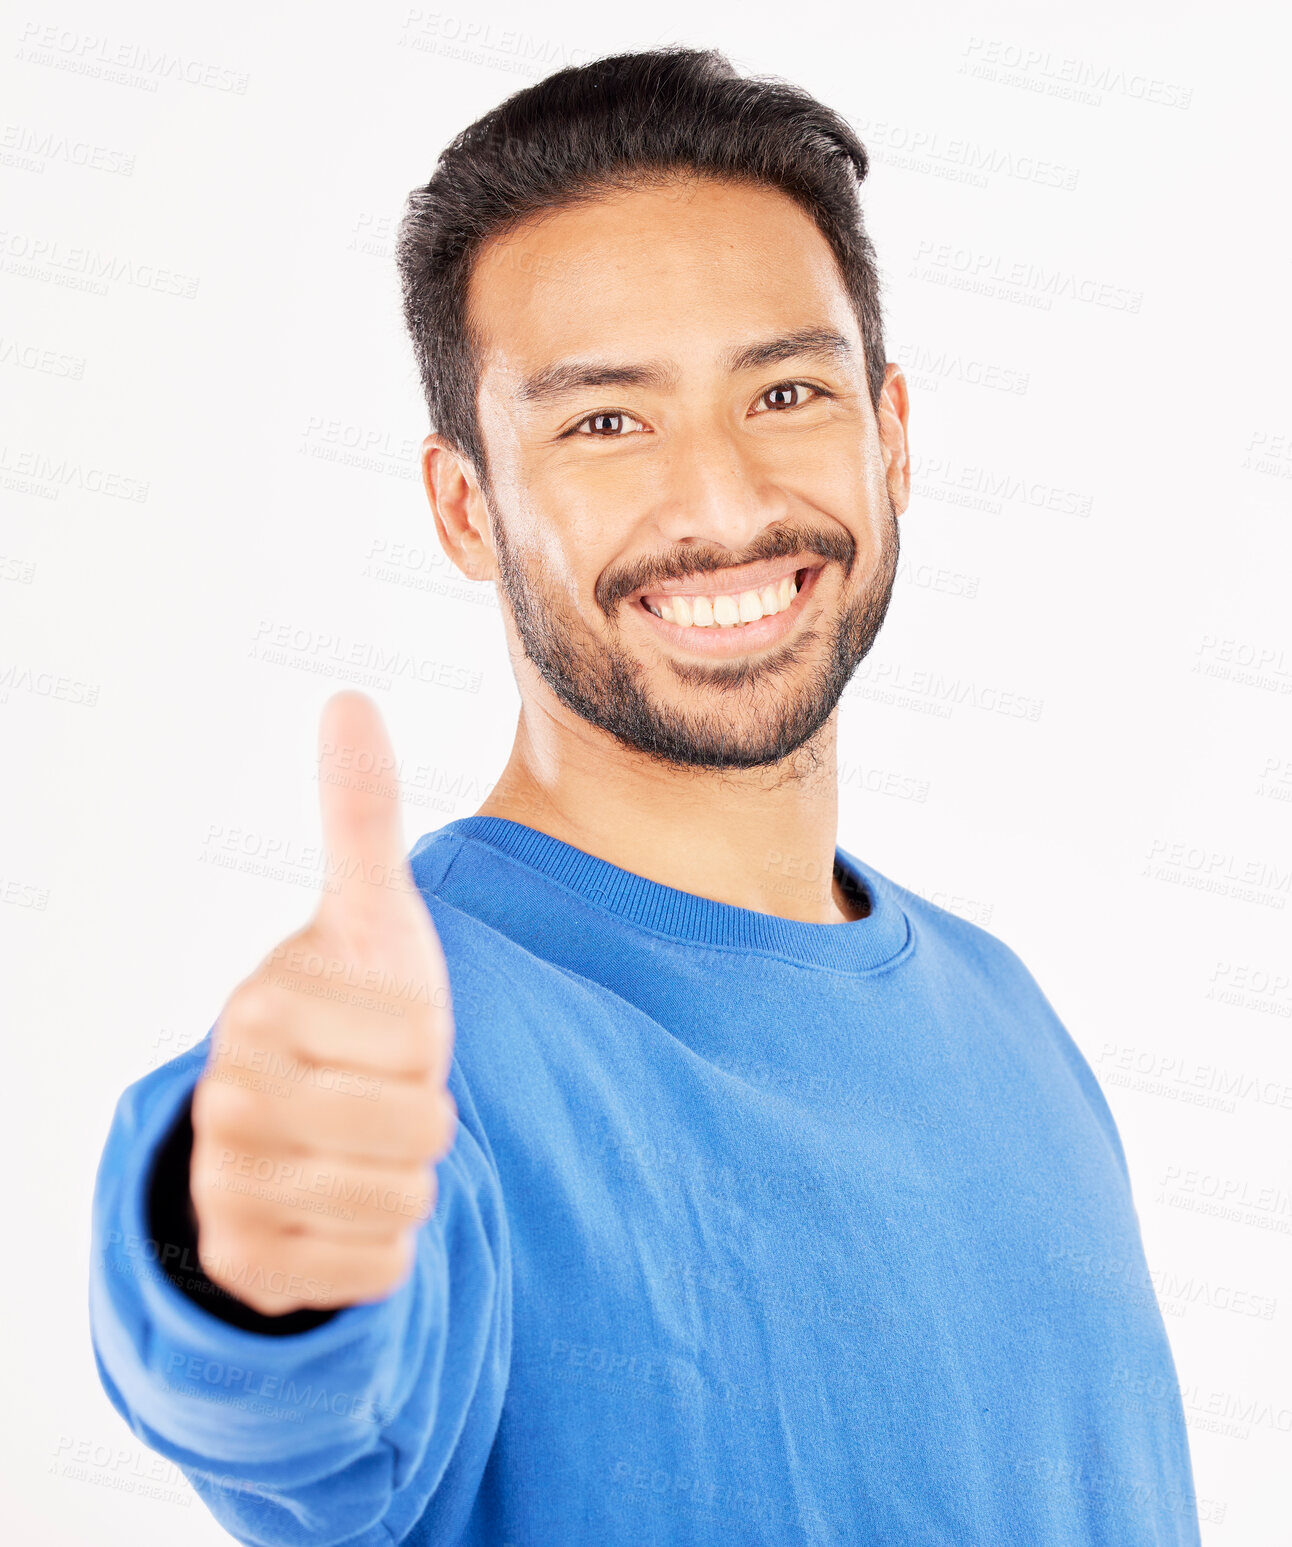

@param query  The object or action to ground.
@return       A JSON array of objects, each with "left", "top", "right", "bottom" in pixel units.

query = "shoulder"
[
  {"left": 406, "top": 823, "right": 597, "bottom": 1019},
  {"left": 859, "top": 855, "right": 1039, "bottom": 993},
  {"left": 871, "top": 861, "right": 1131, "bottom": 1177}
]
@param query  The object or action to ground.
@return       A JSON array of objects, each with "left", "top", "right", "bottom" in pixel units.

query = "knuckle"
[
  {"left": 336, "top": 1237, "right": 401, "bottom": 1302},
  {"left": 188, "top": 1160, "right": 223, "bottom": 1214},
  {"left": 195, "top": 1223, "right": 306, "bottom": 1316},
  {"left": 193, "top": 1070, "right": 256, "bottom": 1132},
  {"left": 221, "top": 980, "right": 286, "bottom": 1043},
  {"left": 189, "top": 1074, "right": 219, "bottom": 1133},
  {"left": 411, "top": 1112, "right": 441, "bottom": 1162},
  {"left": 405, "top": 1081, "right": 457, "bottom": 1161},
  {"left": 190, "top": 1142, "right": 236, "bottom": 1205},
  {"left": 420, "top": 1091, "right": 457, "bottom": 1161},
  {"left": 195, "top": 1225, "right": 246, "bottom": 1289}
]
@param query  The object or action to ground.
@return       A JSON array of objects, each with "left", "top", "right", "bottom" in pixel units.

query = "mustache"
[{"left": 595, "top": 523, "right": 857, "bottom": 614}]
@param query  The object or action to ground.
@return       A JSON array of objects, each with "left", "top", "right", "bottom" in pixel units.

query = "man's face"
[{"left": 464, "top": 176, "right": 908, "bottom": 771}]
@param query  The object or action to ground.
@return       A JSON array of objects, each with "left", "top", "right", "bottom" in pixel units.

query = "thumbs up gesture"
[{"left": 189, "top": 693, "right": 457, "bottom": 1316}]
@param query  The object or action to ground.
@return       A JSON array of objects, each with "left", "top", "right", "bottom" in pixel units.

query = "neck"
[{"left": 473, "top": 696, "right": 859, "bottom": 925}]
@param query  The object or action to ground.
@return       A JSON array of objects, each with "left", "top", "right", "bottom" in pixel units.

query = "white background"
[{"left": 2, "top": 0, "right": 1289, "bottom": 1540}]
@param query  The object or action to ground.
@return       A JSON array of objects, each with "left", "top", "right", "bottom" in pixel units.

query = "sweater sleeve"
[{"left": 88, "top": 1033, "right": 512, "bottom": 1547}]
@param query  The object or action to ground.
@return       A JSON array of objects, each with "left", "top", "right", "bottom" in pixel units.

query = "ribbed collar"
[{"left": 440, "top": 815, "right": 911, "bottom": 975}]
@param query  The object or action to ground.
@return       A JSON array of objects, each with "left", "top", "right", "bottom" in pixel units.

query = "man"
[{"left": 90, "top": 46, "right": 1201, "bottom": 1546}]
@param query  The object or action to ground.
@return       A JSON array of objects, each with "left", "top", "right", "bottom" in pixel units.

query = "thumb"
[{"left": 314, "top": 691, "right": 415, "bottom": 930}]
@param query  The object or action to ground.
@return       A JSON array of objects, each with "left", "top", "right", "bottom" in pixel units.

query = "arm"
[
  {"left": 88, "top": 694, "right": 511, "bottom": 1545},
  {"left": 90, "top": 1037, "right": 510, "bottom": 1547}
]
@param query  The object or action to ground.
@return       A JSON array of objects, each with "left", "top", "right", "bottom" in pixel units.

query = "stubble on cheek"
[{"left": 488, "top": 488, "right": 899, "bottom": 771}]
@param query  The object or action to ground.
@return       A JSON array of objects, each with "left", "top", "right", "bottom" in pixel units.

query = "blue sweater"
[{"left": 90, "top": 815, "right": 1200, "bottom": 1545}]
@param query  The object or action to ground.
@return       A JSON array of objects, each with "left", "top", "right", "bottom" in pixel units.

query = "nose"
[{"left": 650, "top": 421, "right": 790, "bottom": 555}]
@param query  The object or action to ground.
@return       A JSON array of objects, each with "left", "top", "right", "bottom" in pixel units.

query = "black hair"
[{"left": 396, "top": 45, "right": 885, "bottom": 489}]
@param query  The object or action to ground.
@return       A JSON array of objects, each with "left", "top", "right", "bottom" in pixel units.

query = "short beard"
[{"left": 490, "top": 500, "right": 900, "bottom": 774}]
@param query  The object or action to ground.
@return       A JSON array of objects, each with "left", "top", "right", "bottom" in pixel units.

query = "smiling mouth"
[{"left": 636, "top": 558, "right": 818, "bottom": 631}]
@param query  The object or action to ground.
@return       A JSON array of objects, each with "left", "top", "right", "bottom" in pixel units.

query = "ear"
[
  {"left": 420, "top": 434, "right": 498, "bottom": 583},
  {"left": 875, "top": 363, "right": 911, "bottom": 518}
]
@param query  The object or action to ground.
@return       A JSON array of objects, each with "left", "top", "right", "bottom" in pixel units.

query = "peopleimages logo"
[
  {"left": 16, "top": 22, "right": 250, "bottom": 94},
  {"left": 0, "top": 122, "right": 135, "bottom": 176},
  {"left": 960, "top": 37, "right": 1193, "bottom": 110},
  {"left": 0, "top": 228, "right": 199, "bottom": 298},
  {"left": 0, "top": 335, "right": 86, "bottom": 378},
  {"left": 908, "top": 240, "right": 1142, "bottom": 314},
  {"left": 853, "top": 116, "right": 1080, "bottom": 191},
  {"left": 248, "top": 621, "right": 483, "bottom": 696},
  {"left": 0, "top": 442, "right": 148, "bottom": 501}
]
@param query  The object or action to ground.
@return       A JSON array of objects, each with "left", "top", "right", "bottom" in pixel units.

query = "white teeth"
[{"left": 643, "top": 570, "right": 803, "bottom": 628}]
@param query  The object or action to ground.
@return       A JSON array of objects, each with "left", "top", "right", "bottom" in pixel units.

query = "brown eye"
[
  {"left": 755, "top": 382, "right": 822, "bottom": 413},
  {"left": 570, "top": 409, "right": 646, "bottom": 438}
]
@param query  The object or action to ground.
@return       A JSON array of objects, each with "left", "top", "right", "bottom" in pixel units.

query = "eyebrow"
[{"left": 512, "top": 326, "right": 856, "bottom": 406}]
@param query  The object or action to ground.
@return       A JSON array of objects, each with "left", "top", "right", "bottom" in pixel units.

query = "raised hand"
[{"left": 189, "top": 692, "right": 457, "bottom": 1315}]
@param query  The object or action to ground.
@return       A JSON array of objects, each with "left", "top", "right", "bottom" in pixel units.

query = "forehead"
[{"left": 467, "top": 178, "right": 858, "bottom": 396}]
